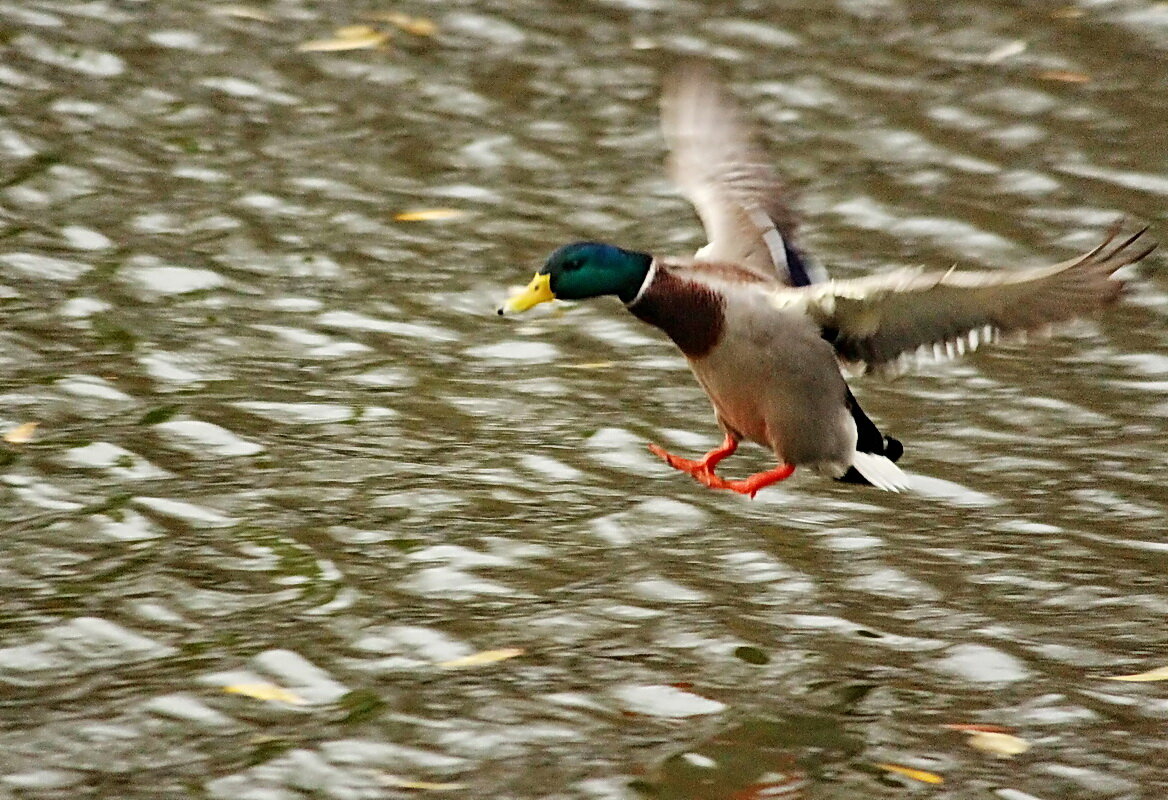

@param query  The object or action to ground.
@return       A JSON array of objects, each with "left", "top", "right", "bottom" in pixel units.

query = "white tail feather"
[{"left": 850, "top": 451, "right": 910, "bottom": 492}]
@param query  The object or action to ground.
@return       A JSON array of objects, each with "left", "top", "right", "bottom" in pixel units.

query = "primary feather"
[
  {"left": 662, "top": 63, "right": 822, "bottom": 287},
  {"left": 797, "top": 223, "right": 1155, "bottom": 373}
]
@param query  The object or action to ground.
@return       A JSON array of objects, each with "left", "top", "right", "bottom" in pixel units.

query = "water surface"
[{"left": 1, "top": 1, "right": 1167, "bottom": 798}]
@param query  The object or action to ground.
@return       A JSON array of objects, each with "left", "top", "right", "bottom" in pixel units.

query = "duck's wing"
[
  {"left": 661, "top": 64, "right": 821, "bottom": 287},
  {"left": 795, "top": 225, "right": 1156, "bottom": 373}
]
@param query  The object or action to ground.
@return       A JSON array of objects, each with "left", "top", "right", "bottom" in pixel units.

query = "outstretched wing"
[
  {"left": 794, "top": 225, "right": 1156, "bottom": 372},
  {"left": 661, "top": 63, "right": 820, "bottom": 286}
]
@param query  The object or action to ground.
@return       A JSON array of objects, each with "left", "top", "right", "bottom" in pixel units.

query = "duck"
[{"left": 497, "top": 64, "right": 1157, "bottom": 497}]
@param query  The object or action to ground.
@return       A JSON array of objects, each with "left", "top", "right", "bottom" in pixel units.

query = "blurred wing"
[
  {"left": 797, "top": 225, "right": 1156, "bottom": 373},
  {"left": 661, "top": 64, "right": 820, "bottom": 286}
]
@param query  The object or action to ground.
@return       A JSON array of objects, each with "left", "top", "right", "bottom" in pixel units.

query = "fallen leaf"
[
  {"left": 4, "top": 422, "right": 38, "bottom": 444},
  {"left": 337, "top": 24, "right": 382, "bottom": 38},
  {"left": 298, "top": 25, "right": 389, "bottom": 52},
  {"left": 876, "top": 763, "right": 944, "bottom": 785},
  {"left": 942, "top": 723, "right": 1012, "bottom": 733},
  {"left": 985, "top": 40, "right": 1027, "bottom": 64},
  {"left": 380, "top": 776, "right": 466, "bottom": 791},
  {"left": 966, "top": 731, "right": 1031, "bottom": 757},
  {"left": 370, "top": 12, "right": 437, "bottom": 37},
  {"left": 1051, "top": 7, "right": 1085, "bottom": 19},
  {"left": 394, "top": 208, "right": 465, "bottom": 222},
  {"left": 1107, "top": 665, "right": 1168, "bottom": 682},
  {"left": 438, "top": 647, "right": 524, "bottom": 669},
  {"left": 223, "top": 682, "right": 307, "bottom": 704},
  {"left": 731, "top": 772, "right": 807, "bottom": 800},
  {"left": 564, "top": 362, "right": 613, "bottom": 370},
  {"left": 1038, "top": 69, "right": 1091, "bottom": 83},
  {"left": 211, "top": 5, "right": 275, "bottom": 21}
]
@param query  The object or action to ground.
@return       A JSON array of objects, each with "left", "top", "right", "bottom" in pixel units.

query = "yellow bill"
[{"left": 499, "top": 272, "right": 555, "bottom": 314}]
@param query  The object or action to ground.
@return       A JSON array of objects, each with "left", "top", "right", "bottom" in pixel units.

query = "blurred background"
[{"left": 1, "top": 1, "right": 1166, "bottom": 797}]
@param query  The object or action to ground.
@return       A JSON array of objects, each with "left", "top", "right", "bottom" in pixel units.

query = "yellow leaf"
[
  {"left": 371, "top": 12, "right": 437, "bottom": 37},
  {"left": 966, "top": 731, "right": 1031, "bottom": 757},
  {"left": 1107, "top": 665, "right": 1168, "bottom": 682},
  {"left": 984, "top": 40, "right": 1027, "bottom": 64},
  {"left": 211, "top": 5, "right": 275, "bottom": 22},
  {"left": 381, "top": 777, "right": 466, "bottom": 791},
  {"left": 876, "top": 763, "right": 944, "bottom": 785},
  {"left": 4, "top": 422, "right": 38, "bottom": 444},
  {"left": 394, "top": 208, "right": 465, "bottom": 222},
  {"left": 942, "top": 723, "right": 1011, "bottom": 733},
  {"left": 438, "top": 648, "right": 524, "bottom": 669},
  {"left": 1038, "top": 69, "right": 1091, "bottom": 83},
  {"left": 564, "top": 362, "right": 613, "bottom": 370},
  {"left": 336, "top": 25, "right": 378, "bottom": 38},
  {"left": 298, "top": 26, "right": 389, "bottom": 52},
  {"left": 223, "top": 682, "right": 307, "bottom": 704}
]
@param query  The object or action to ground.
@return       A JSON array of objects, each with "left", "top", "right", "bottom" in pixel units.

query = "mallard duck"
[{"left": 498, "top": 65, "right": 1157, "bottom": 496}]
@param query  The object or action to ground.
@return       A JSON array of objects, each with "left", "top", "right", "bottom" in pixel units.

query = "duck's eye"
[{"left": 563, "top": 258, "right": 582, "bottom": 271}]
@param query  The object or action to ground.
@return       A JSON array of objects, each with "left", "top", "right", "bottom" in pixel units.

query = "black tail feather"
[{"left": 837, "top": 388, "right": 902, "bottom": 486}]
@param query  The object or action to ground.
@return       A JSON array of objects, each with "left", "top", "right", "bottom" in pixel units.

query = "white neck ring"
[{"left": 625, "top": 259, "right": 658, "bottom": 307}]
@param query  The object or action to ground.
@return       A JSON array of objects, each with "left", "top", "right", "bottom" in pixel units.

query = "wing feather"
[
  {"left": 795, "top": 224, "right": 1156, "bottom": 372},
  {"left": 661, "top": 64, "right": 819, "bottom": 286}
]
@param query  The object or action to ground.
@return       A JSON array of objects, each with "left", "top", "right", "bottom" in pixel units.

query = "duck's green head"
[{"left": 498, "top": 242, "right": 652, "bottom": 314}]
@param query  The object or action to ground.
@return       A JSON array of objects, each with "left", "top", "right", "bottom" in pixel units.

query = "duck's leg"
[
  {"left": 648, "top": 433, "right": 738, "bottom": 487},
  {"left": 715, "top": 463, "right": 796, "bottom": 498},
  {"left": 649, "top": 435, "right": 796, "bottom": 498}
]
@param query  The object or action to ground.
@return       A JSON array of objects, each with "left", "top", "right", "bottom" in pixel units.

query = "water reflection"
[{"left": 1, "top": 1, "right": 1166, "bottom": 798}]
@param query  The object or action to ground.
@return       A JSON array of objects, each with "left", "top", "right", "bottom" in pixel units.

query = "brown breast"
[{"left": 626, "top": 265, "right": 730, "bottom": 358}]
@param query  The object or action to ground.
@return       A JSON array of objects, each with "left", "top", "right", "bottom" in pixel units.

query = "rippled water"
[{"left": 1, "top": 1, "right": 1167, "bottom": 798}]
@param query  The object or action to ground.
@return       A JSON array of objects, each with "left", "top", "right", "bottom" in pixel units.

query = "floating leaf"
[
  {"left": 966, "top": 731, "right": 1031, "bottom": 757},
  {"left": 1051, "top": 7, "right": 1085, "bottom": 19},
  {"left": 438, "top": 647, "right": 524, "bottom": 669},
  {"left": 728, "top": 770, "right": 812, "bottom": 798},
  {"left": 298, "top": 25, "right": 389, "bottom": 52},
  {"left": 337, "top": 24, "right": 383, "bottom": 39},
  {"left": 1107, "top": 665, "right": 1168, "bottom": 682},
  {"left": 223, "top": 682, "right": 306, "bottom": 704},
  {"left": 394, "top": 208, "right": 465, "bottom": 222},
  {"left": 733, "top": 645, "right": 770, "bottom": 665},
  {"left": 876, "top": 763, "right": 944, "bottom": 785},
  {"left": 380, "top": 776, "right": 466, "bottom": 791},
  {"left": 139, "top": 405, "right": 180, "bottom": 426},
  {"left": 564, "top": 361, "right": 613, "bottom": 370},
  {"left": 338, "top": 689, "right": 386, "bottom": 724},
  {"left": 4, "top": 422, "right": 38, "bottom": 444},
  {"left": 212, "top": 5, "right": 275, "bottom": 21},
  {"left": 245, "top": 736, "right": 294, "bottom": 767},
  {"left": 731, "top": 771, "right": 807, "bottom": 800},
  {"left": 942, "top": 723, "right": 1012, "bottom": 733},
  {"left": 370, "top": 12, "right": 437, "bottom": 37},
  {"left": 1038, "top": 69, "right": 1091, "bottom": 83},
  {"left": 984, "top": 40, "right": 1027, "bottom": 63}
]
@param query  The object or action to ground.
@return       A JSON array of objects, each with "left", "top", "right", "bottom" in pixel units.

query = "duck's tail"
[
  {"left": 837, "top": 388, "right": 908, "bottom": 491},
  {"left": 848, "top": 451, "right": 909, "bottom": 492}
]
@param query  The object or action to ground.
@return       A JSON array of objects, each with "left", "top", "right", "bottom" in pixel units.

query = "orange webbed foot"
[
  {"left": 648, "top": 436, "right": 796, "bottom": 498},
  {"left": 648, "top": 443, "right": 723, "bottom": 489},
  {"left": 716, "top": 464, "right": 796, "bottom": 498}
]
